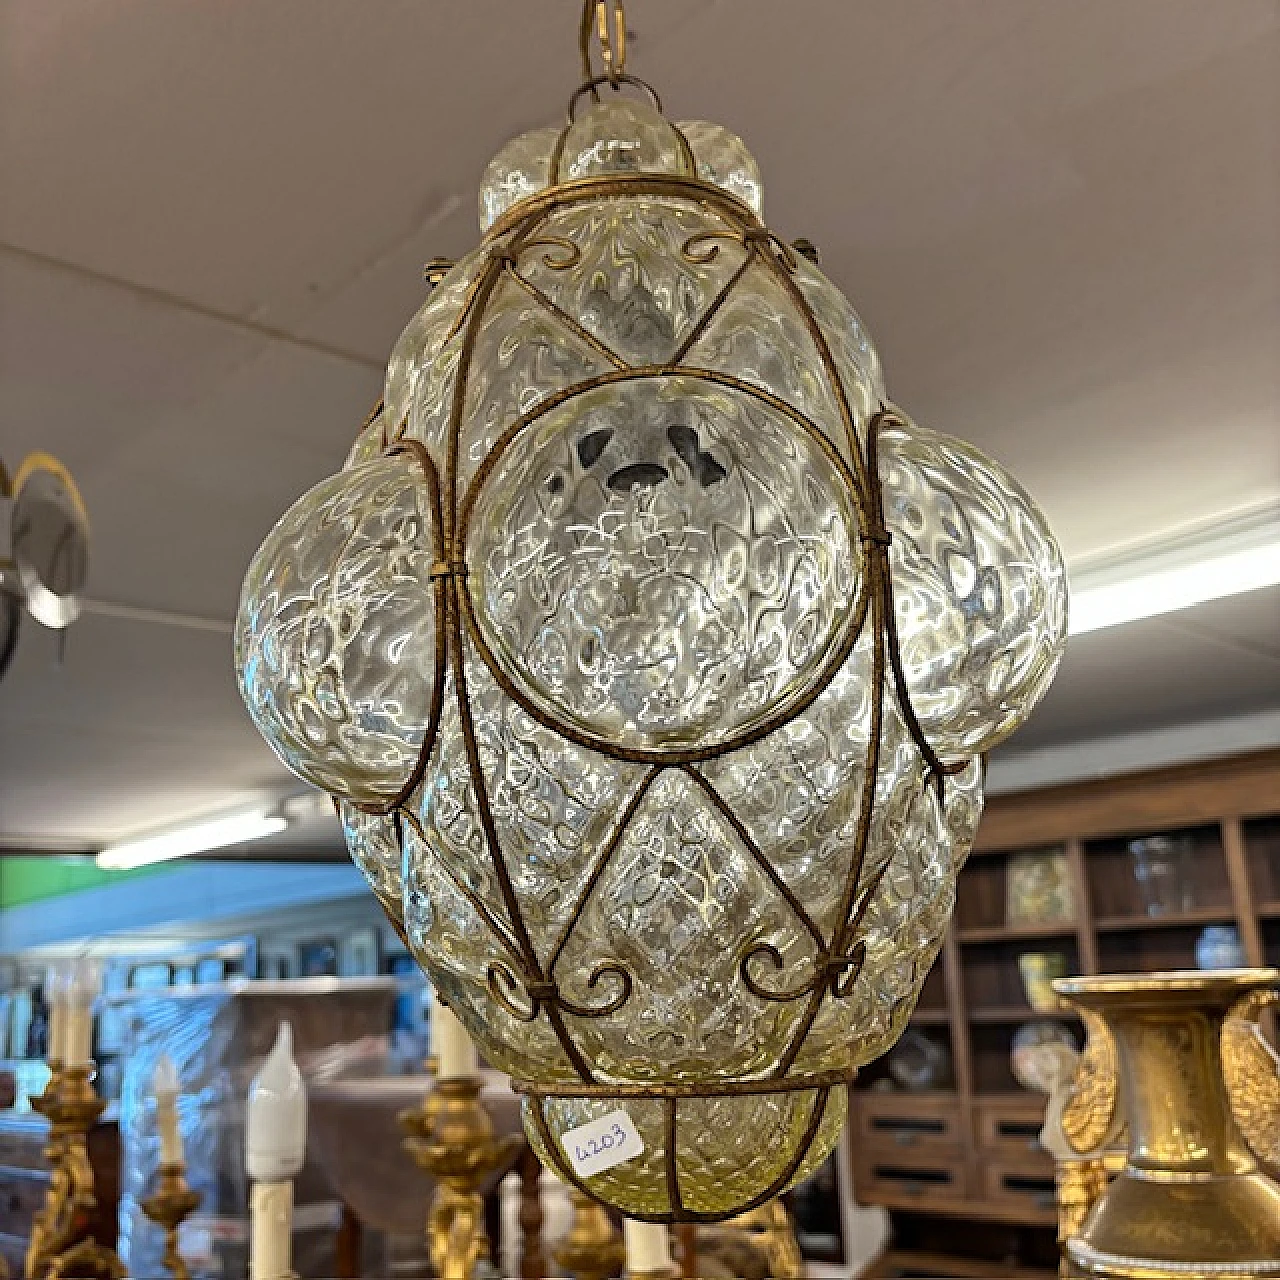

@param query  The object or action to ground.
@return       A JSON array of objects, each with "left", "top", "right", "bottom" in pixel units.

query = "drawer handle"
[
  {"left": 1034, "top": 1192, "right": 1056, "bottom": 1210},
  {"left": 894, "top": 1131, "right": 918, "bottom": 1147},
  {"left": 1026, "top": 1136, "right": 1043, "bottom": 1153}
]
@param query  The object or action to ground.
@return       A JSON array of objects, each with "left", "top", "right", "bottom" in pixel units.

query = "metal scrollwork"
[
  {"left": 680, "top": 229, "right": 748, "bottom": 265},
  {"left": 487, "top": 958, "right": 634, "bottom": 1023},
  {"left": 740, "top": 939, "right": 866, "bottom": 1004},
  {"left": 515, "top": 234, "right": 583, "bottom": 270}
]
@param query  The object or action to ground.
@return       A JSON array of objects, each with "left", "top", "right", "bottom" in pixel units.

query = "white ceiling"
[{"left": 1, "top": 0, "right": 1278, "bottom": 855}]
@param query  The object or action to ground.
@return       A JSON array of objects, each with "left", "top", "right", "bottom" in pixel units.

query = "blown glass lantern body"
[{"left": 236, "top": 98, "right": 1067, "bottom": 1220}]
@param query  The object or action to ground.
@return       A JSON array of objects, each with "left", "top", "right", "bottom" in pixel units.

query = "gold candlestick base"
[
  {"left": 399, "top": 1075, "right": 523, "bottom": 1280},
  {"left": 25, "top": 1064, "right": 126, "bottom": 1280},
  {"left": 141, "top": 1162, "right": 201, "bottom": 1280},
  {"left": 25, "top": 1062, "right": 68, "bottom": 1280},
  {"left": 554, "top": 1189, "right": 624, "bottom": 1280}
]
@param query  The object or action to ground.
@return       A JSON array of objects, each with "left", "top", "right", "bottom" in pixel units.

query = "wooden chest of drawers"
[{"left": 850, "top": 1090, "right": 1055, "bottom": 1227}]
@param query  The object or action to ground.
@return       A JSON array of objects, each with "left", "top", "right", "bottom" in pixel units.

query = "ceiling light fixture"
[
  {"left": 1069, "top": 502, "right": 1280, "bottom": 636},
  {"left": 233, "top": 0, "right": 1067, "bottom": 1221},
  {"left": 96, "top": 811, "right": 288, "bottom": 871}
]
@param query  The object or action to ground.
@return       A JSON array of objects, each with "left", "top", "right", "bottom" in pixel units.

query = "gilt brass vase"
[{"left": 1055, "top": 969, "right": 1280, "bottom": 1279}]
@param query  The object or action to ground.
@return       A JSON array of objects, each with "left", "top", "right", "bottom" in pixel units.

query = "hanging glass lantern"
[{"left": 235, "top": 1, "right": 1066, "bottom": 1222}]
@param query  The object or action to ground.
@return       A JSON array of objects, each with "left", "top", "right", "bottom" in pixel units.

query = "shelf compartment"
[
  {"left": 962, "top": 937, "right": 1081, "bottom": 1012},
  {"left": 1095, "top": 922, "right": 1210, "bottom": 974},
  {"left": 1083, "top": 823, "right": 1232, "bottom": 920},
  {"left": 1244, "top": 816, "right": 1280, "bottom": 905}
]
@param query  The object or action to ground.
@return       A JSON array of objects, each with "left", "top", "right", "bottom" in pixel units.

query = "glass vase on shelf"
[{"left": 1127, "top": 835, "right": 1193, "bottom": 917}]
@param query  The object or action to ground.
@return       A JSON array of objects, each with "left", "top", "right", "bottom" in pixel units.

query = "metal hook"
[{"left": 580, "top": 0, "right": 627, "bottom": 90}]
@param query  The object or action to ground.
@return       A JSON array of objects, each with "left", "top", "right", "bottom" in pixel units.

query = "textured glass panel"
[
  {"left": 557, "top": 99, "right": 692, "bottom": 182},
  {"left": 460, "top": 636, "right": 644, "bottom": 962},
  {"left": 676, "top": 1087, "right": 845, "bottom": 1216},
  {"left": 786, "top": 1085, "right": 850, "bottom": 1189},
  {"left": 527, "top": 1095, "right": 670, "bottom": 1217},
  {"left": 383, "top": 247, "right": 488, "bottom": 443},
  {"left": 683, "top": 258, "right": 851, "bottom": 464},
  {"left": 515, "top": 198, "right": 749, "bottom": 367},
  {"left": 343, "top": 413, "right": 387, "bottom": 469},
  {"left": 793, "top": 256, "right": 885, "bottom": 436},
  {"left": 526, "top": 1087, "right": 845, "bottom": 1220},
  {"left": 234, "top": 457, "right": 436, "bottom": 803},
  {"left": 411, "top": 671, "right": 512, "bottom": 932},
  {"left": 794, "top": 758, "right": 983, "bottom": 1072},
  {"left": 878, "top": 414, "right": 1068, "bottom": 755},
  {"left": 702, "top": 635, "right": 922, "bottom": 945},
  {"left": 466, "top": 374, "right": 861, "bottom": 752},
  {"left": 405, "top": 342, "right": 463, "bottom": 475},
  {"left": 450, "top": 273, "right": 609, "bottom": 494},
  {"left": 677, "top": 119, "right": 764, "bottom": 216},
  {"left": 339, "top": 803, "right": 404, "bottom": 936},
  {"left": 402, "top": 809, "right": 572, "bottom": 1080},
  {"left": 555, "top": 768, "right": 808, "bottom": 1081},
  {"left": 479, "top": 124, "right": 560, "bottom": 232}
]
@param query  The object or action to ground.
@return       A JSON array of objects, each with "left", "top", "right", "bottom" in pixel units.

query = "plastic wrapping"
[{"left": 116, "top": 978, "right": 395, "bottom": 1280}]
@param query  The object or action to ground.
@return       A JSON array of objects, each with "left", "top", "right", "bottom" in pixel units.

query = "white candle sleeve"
[
  {"left": 249, "top": 1179, "right": 293, "bottom": 1280},
  {"left": 623, "top": 1219, "right": 672, "bottom": 1273},
  {"left": 431, "top": 1000, "right": 477, "bottom": 1079},
  {"left": 66, "top": 959, "right": 100, "bottom": 1067},
  {"left": 154, "top": 1054, "right": 184, "bottom": 1165},
  {"left": 47, "top": 968, "right": 68, "bottom": 1063}
]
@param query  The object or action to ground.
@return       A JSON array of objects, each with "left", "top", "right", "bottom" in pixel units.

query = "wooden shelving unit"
[{"left": 849, "top": 747, "right": 1280, "bottom": 1274}]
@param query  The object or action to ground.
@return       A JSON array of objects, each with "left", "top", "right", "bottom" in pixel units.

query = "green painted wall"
[{"left": 0, "top": 856, "right": 175, "bottom": 909}]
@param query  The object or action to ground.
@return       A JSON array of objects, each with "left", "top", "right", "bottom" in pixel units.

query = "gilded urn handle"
[
  {"left": 1222, "top": 987, "right": 1280, "bottom": 1172},
  {"left": 1061, "top": 1009, "right": 1122, "bottom": 1157}
]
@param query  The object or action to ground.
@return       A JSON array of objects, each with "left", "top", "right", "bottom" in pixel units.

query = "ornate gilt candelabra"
[
  {"left": 24, "top": 1063, "right": 68, "bottom": 1280},
  {"left": 24, "top": 1064, "right": 125, "bottom": 1280},
  {"left": 554, "top": 1189, "right": 625, "bottom": 1280},
  {"left": 399, "top": 1076, "right": 523, "bottom": 1280},
  {"left": 1055, "top": 969, "right": 1280, "bottom": 1280},
  {"left": 140, "top": 1164, "right": 201, "bottom": 1280}
]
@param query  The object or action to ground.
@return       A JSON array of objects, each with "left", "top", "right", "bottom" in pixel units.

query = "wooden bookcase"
[{"left": 849, "top": 747, "right": 1280, "bottom": 1273}]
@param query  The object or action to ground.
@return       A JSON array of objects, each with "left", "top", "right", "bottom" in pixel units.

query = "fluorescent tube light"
[
  {"left": 1069, "top": 501, "right": 1280, "bottom": 637},
  {"left": 97, "top": 812, "right": 287, "bottom": 871}
]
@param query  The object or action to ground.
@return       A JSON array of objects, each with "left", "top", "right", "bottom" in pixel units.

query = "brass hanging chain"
[{"left": 580, "top": 0, "right": 627, "bottom": 86}]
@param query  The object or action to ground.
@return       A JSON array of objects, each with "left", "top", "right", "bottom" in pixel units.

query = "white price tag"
[{"left": 561, "top": 1108, "right": 645, "bottom": 1178}]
